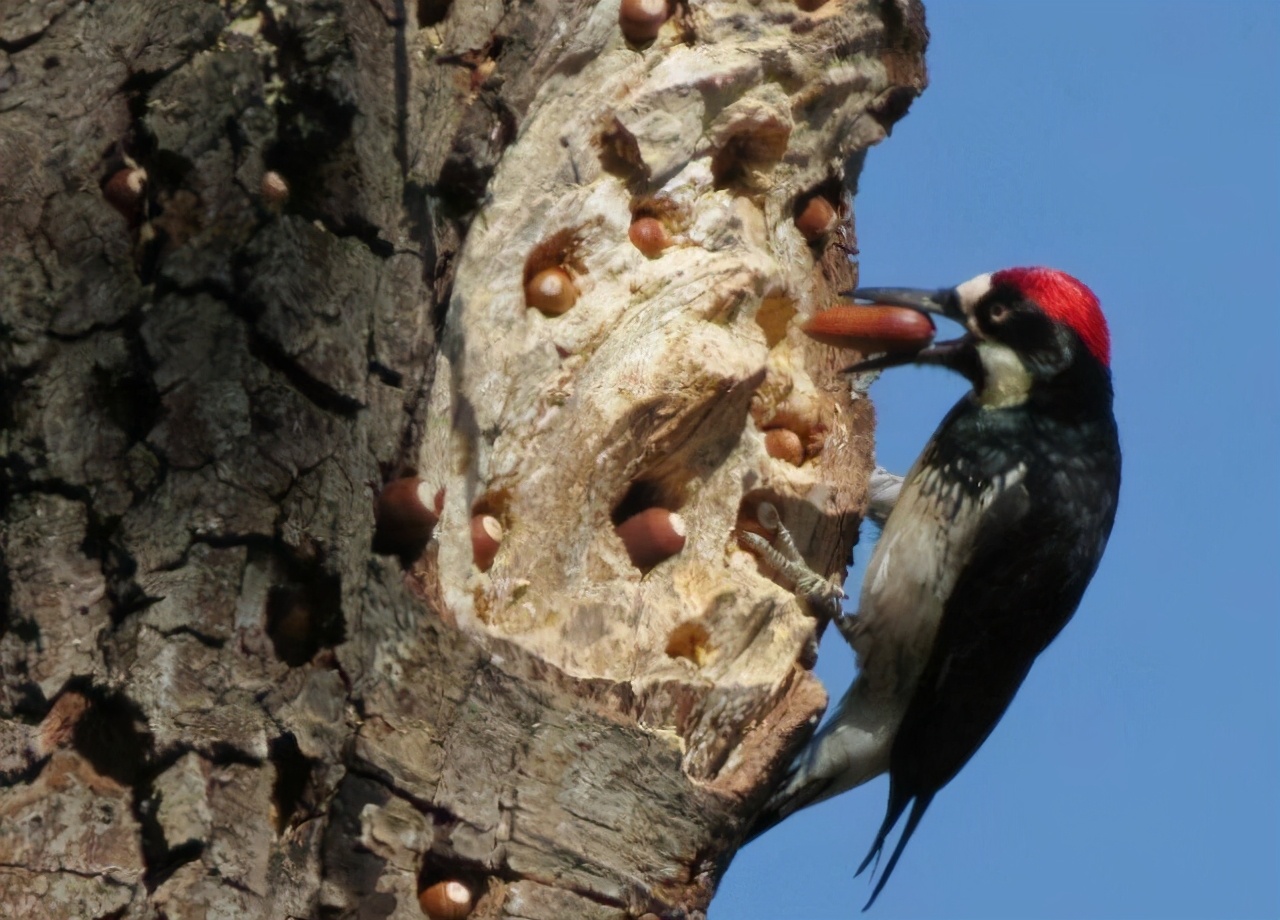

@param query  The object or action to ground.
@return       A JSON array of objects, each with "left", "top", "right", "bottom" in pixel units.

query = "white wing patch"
[
  {"left": 788, "top": 459, "right": 1028, "bottom": 803},
  {"left": 854, "top": 459, "right": 1029, "bottom": 703}
]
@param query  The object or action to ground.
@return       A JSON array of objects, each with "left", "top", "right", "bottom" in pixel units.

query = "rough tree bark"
[{"left": 0, "top": 1, "right": 926, "bottom": 917}]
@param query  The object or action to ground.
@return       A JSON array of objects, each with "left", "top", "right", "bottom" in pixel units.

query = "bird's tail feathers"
[
  {"left": 742, "top": 755, "right": 840, "bottom": 843},
  {"left": 745, "top": 681, "right": 895, "bottom": 844},
  {"left": 856, "top": 786, "right": 935, "bottom": 910}
]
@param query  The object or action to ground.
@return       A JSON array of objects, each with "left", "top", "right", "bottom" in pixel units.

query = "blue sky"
[{"left": 715, "top": 3, "right": 1280, "bottom": 918}]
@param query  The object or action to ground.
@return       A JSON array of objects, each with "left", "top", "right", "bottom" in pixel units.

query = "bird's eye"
[{"left": 988, "top": 302, "right": 1009, "bottom": 322}]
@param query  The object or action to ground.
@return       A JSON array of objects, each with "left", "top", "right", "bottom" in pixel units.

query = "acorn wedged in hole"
[
  {"left": 525, "top": 267, "right": 577, "bottom": 315},
  {"left": 261, "top": 170, "right": 290, "bottom": 206},
  {"left": 471, "top": 514, "right": 503, "bottom": 572},
  {"left": 628, "top": 216, "right": 671, "bottom": 257},
  {"left": 616, "top": 508, "right": 686, "bottom": 570},
  {"left": 374, "top": 477, "right": 439, "bottom": 555},
  {"left": 103, "top": 166, "right": 147, "bottom": 219},
  {"left": 764, "top": 428, "right": 805, "bottom": 466},
  {"left": 795, "top": 195, "right": 837, "bottom": 242},
  {"left": 803, "top": 304, "right": 936, "bottom": 353},
  {"left": 419, "top": 879, "right": 472, "bottom": 919},
  {"left": 619, "top": 0, "right": 669, "bottom": 42}
]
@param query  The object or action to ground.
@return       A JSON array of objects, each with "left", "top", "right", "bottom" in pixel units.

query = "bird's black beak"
[
  {"left": 838, "top": 285, "right": 976, "bottom": 376},
  {"left": 847, "top": 286, "right": 964, "bottom": 322}
]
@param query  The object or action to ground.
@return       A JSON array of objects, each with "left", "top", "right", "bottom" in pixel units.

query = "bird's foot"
[
  {"left": 832, "top": 608, "right": 862, "bottom": 644},
  {"left": 740, "top": 502, "right": 844, "bottom": 619}
]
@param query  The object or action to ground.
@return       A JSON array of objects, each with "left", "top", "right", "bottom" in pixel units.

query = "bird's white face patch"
[
  {"left": 954, "top": 272, "right": 993, "bottom": 315},
  {"left": 975, "top": 341, "right": 1033, "bottom": 409}
]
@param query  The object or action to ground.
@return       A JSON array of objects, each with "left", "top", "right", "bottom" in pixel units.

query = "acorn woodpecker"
[{"left": 745, "top": 267, "right": 1122, "bottom": 908}]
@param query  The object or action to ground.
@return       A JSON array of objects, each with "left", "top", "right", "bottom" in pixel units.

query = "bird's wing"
[
  {"left": 894, "top": 467, "right": 1108, "bottom": 808},
  {"left": 855, "top": 472, "right": 1033, "bottom": 909}
]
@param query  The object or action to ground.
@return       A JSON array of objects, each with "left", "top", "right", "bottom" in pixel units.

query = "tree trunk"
[{"left": 0, "top": 1, "right": 926, "bottom": 917}]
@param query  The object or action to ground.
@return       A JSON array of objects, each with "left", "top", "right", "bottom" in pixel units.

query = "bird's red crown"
[{"left": 992, "top": 267, "right": 1110, "bottom": 368}]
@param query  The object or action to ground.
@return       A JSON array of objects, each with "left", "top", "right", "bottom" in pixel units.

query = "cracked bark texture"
[{"left": 0, "top": 1, "right": 926, "bottom": 917}]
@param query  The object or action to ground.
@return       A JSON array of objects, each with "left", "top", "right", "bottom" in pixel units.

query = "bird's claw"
[
  {"left": 833, "top": 610, "right": 862, "bottom": 644},
  {"left": 741, "top": 502, "right": 845, "bottom": 619}
]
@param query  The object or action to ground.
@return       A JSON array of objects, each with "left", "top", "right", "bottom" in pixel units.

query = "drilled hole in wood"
[
  {"left": 66, "top": 683, "right": 152, "bottom": 786},
  {"left": 418, "top": 0, "right": 451, "bottom": 27},
  {"left": 710, "top": 119, "right": 790, "bottom": 191},
  {"left": 265, "top": 567, "right": 344, "bottom": 668},
  {"left": 611, "top": 480, "right": 671, "bottom": 525},
  {"left": 598, "top": 119, "right": 649, "bottom": 186},
  {"left": 755, "top": 294, "right": 797, "bottom": 349},
  {"left": 269, "top": 732, "right": 314, "bottom": 834},
  {"left": 666, "top": 621, "right": 711, "bottom": 666}
]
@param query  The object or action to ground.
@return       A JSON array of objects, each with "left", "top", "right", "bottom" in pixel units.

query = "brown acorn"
[
  {"left": 374, "top": 477, "right": 439, "bottom": 554},
  {"left": 418, "top": 879, "right": 472, "bottom": 919},
  {"left": 795, "top": 195, "right": 838, "bottom": 242},
  {"left": 802, "top": 304, "right": 936, "bottom": 353},
  {"left": 261, "top": 170, "right": 290, "bottom": 206},
  {"left": 471, "top": 514, "right": 503, "bottom": 572},
  {"left": 628, "top": 216, "right": 671, "bottom": 257},
  {"left": 616, "top": 508, "right": 686, "bottom": 570},
  {"left": 763, "top": 428, "right": 805, "bottom": 466},
  {"left": 525, "top": 266, "right": 578, "bottom": 316},
  {"left": 103, "top": 166, "right": 147, "bottom": 219},
  {"left": 619, "top": 0, "right": 669, "bottom": 42}
]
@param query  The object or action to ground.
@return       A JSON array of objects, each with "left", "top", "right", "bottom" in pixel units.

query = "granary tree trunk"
[{"left": 0, "top": 1, "right": 926, "bottom": 917}]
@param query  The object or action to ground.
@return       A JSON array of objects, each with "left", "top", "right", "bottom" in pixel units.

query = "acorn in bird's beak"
[{"left": 802, "top": 285, "right": 977, "bottom": 376}]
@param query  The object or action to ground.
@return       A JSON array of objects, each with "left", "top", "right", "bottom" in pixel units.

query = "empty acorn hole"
[
  {"left": 755, "top": 294, "right": 797, "bottom": 349},
  {"left": 269, "top": 732, "right": 315, "bottom": 834},
  {"left": 65, "top": 682, "right": 153, "bottom": 786},
  {"left": 265, "top": 565, "right": 345, "bottom": 668},
  {"left": 598, "top": 119, "right": 649, "bottom": 186},
  {"left": 710, "top": 119, "right": 791, "bottom": 191},
  {"left": 666, "top": 621, "right": 711, "bottom": 666},
  {"left": 418, "top": 0, "right": 451, "bottom": 27}
]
